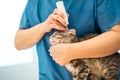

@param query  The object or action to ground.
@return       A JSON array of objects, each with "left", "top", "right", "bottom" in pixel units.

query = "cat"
[{"left": 49, "top": 29, "right": 120, "bottom": 80}]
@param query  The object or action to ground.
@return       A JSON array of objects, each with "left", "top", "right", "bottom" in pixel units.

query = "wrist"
[
  {"left": 40, "top": 21, "right": 52, "bottom": 33},
  {"left": 66, "top": 43, "right": 77, "bottom": 61}
]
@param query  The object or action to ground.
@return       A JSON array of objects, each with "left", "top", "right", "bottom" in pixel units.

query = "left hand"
[{"left": 49, "top": 43, "right": 72, "bottom": 66}]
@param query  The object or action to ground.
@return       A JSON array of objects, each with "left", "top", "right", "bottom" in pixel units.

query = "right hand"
[{"left": 42, "top": 9, "right": 68, "bottom": 32}]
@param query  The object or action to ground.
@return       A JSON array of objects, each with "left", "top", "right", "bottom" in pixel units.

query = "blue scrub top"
[{"left": 19, "top": 0, "right": 120, "bottom": 80}]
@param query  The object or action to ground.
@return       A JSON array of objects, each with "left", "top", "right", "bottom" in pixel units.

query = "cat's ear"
[{"left": 68, "top": 29, "right": 76, "bottom": 35}]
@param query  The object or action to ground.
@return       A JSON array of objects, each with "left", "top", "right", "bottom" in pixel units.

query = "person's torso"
[{"left": 29, "top": 0, "right": 97, "bottom": 80}]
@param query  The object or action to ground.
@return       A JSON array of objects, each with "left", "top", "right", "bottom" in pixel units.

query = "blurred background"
[{"left": 0, "top": 0, "right": 38, "bottom": 80}]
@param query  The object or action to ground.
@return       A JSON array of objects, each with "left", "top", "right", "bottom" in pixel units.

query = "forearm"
[
  {"left": 15, "top": 9, "right": 68, "bottom": 50},
  {"left": 70, "top": 25, "right": 120, "bottom": 59},
  {"left": 14, "top": 22, "right": 47, "bottom": 50}
]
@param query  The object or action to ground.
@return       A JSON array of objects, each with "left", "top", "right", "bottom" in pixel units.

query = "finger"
[
  {"left": 58, "top": 61, "right": 64, "bottom": 66},
  {"left": 53, "top": 14, "right": 67, "bottom": 26},
  {"left": 49, "top": 46, "right": 57, "bottom": 56},
  {"left": 54, "top": 9, "right": 69, "bottom": 24},
  {"left": 47, "top": 14, "right": 66, "bottom": 31},
  {"left": 49, "top": 47, "right": 54, "bottom": 54},
  {"left": 67, "top": 13, "right": 69, "bottom": 17},
  {"left": 51, "top": 21, "right": 66, "bottom": 31},
  {"left": 53, "top": 9, "right": 65, "bottom": 18},
  {"left": 49, "top": 13, "right": 67, "bottom": 27},
  {"left": 52, "top": 58, "right": 64, "bottom": 66},
  {"left": 52, "top": 23, "right": 66, "bottom": 31}
]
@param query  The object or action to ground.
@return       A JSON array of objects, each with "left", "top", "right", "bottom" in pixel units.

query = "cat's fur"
[{"left": 49, "top": 29, "right": 120, "bottom": 80}]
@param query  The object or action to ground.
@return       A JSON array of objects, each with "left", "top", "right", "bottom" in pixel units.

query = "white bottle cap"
[{"left": 56, "top": 1, "right": 69, "bottom": 25}]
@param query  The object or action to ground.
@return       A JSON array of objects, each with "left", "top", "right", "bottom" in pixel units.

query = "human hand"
[
  {"left": 49, "top": 43, "right": 73, "bottom": 66},
  {"left": 42, "top": 9, "right": 68, "bottom": 33}
]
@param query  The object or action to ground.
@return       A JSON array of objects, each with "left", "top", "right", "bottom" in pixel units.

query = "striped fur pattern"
[{"left": 49, "top": 29, "right": 120, "bottom": 80}]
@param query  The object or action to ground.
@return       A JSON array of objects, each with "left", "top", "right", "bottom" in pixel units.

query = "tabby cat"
[{"left": 49, "top": 29, "right": 120, "bottom": 80}]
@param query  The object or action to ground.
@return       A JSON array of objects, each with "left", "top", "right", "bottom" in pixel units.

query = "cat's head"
[{"left": 49, "top": 29, "right": 79, "bottom": 45}]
